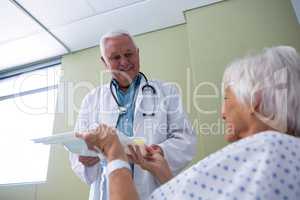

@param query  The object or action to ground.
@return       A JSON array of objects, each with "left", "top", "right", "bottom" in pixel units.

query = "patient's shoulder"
[
  {"left": 235, "top": 131, "right": 300, "bottom": 151},
  {"left": 192, "top": 131, "right": 300, "bottom": 171}
]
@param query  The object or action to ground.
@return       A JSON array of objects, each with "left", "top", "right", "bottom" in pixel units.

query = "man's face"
[{"left": 101, "top": 35, "right": 140, "bottom": 88}]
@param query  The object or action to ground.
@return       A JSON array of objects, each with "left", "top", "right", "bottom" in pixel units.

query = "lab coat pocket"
[{"left": 143, "top": 114, "right": 167, "bottom": 144}]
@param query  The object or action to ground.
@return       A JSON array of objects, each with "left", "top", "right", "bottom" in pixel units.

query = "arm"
[
  {"left": 109, "top": 168, "right": 139, "bottom": 200},
  {"left": 127, "top": 144, "right": 173, "bottom": 184},
  {"left": 106, "top": 134, "right": 139, "bottom": 200},
  {"left": 77, "top": 124, "right": 140, "bottom": 200},
  {"left": 127, "top": 84, "right": 196, "bottom": 182},
  {"left": 69, "top": 153, "right": 100, "bottom": 184}
]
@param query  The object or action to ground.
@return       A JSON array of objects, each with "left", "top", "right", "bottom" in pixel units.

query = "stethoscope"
[{"left": 110, "top": 72, "right": 157, "bottom": 117}]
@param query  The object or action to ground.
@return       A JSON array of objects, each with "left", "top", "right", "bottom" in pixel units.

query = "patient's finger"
[
  {"left": 126, "top": 154, "right": 134, "bottom": 163},
  {"left": 76, "top": 132, "right": 94, "bottom": 150},
  {"left": 91, "top": 129, "right": 110, "bottom": 152},
  {"left": 128, "top": 145, "right": 138, "bottom": 162},
  {"left": 135, "top": 145, "right": 144, "bottom": 161},
  {"left": 83, "top": 133, "right": 98, "bottom": 151},
  {"left": 86, "top": 157, "right": 100, "bottom": 165},
  {"left": 76, "top": 132, "right": 89, "bottom": 140},
  {"left": 128, "top": 145, "right": 140, "bottom": 164}
]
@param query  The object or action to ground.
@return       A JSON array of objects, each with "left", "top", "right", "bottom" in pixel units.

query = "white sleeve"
[
  {"left": 69, "top": 153, "right": 101, "bottom": 184},
  {"left": 69, "top": 92, "right": 102, "bottom": 184},
  {"left": 158, "top": 84, "right": 197, "bottom": 175}
]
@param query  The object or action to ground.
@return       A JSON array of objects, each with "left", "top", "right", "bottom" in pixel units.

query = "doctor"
[{"left": 69, "top": 30, "right": 197, "bottom": 200}]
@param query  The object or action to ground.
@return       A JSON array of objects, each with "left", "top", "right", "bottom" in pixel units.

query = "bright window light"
[{"left": 0, "top": 64, "right": 60, "bottom": 185}]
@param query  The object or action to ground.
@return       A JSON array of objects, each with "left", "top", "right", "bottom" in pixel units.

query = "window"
[{"left": 0, "top": 61, "right": 61, "bottom": 185}]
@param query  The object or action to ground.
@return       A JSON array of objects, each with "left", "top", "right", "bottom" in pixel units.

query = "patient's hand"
[
  {"left": 76, "top": 124, "right": 127, "bottom": 162},
  {"left": 127, "top": 145, "right": 173, "bottom": 184},
  {"left": 79, "top": 156, "right": 100, "bottom": 167}
]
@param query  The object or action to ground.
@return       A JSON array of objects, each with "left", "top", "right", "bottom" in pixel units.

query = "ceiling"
[{"left": 0, "top": 0, "right": 222, "bottom": 71}]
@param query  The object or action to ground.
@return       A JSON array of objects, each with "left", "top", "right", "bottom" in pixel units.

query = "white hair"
[
  {"left": 222, "top": 46, "right": 300, "bottom": 136},
  {"left": 99, "top": 30, "right": 137, "bottom": 57}
]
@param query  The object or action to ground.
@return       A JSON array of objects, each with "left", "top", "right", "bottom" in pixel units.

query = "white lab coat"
[{"left": 69, "top": 79, "right": 197, "bottom": 200}]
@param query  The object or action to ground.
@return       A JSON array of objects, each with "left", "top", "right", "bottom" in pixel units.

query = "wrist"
[
  {"left": 107, "top": 159, "right": 131, "bottom": 176},
  {"left": 107, "top": 153, "right": 128, "bottom": 162},
  {"left": 106, "top": 142, "right": 127, "bottom": 162},
  {"left": 152, "top": 159, "right": 173, "bottom": 184},
  {"left": 155, "top": 168, "right": 173, "bottom": 184}
]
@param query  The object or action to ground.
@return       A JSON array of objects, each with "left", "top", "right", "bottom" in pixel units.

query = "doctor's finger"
[
  {"left": 87, "top": 157, "right": 100, "bottom": 165},
  {"left": 79, "top": 156, "right": 100, "bottom": 166}
]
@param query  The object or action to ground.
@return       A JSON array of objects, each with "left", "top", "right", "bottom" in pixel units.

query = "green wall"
[
  {"left": 186, "top": 0, "right": 300, "bottom": 158},
  {"left": 1, "top": 0, "right": 299, "bottom": 199}
]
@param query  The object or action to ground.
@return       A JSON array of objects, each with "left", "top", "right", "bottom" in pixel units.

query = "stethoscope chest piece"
[
  {"left": 118, "top": 106, "right": 127, "bottom": 115},
  {"left": 110, "top": 72, "right": 157, "bottom": 117}
]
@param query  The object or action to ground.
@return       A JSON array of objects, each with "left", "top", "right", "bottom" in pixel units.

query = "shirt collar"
[{"left": 112, "top": 73, "right": 141, "bottom": 94}]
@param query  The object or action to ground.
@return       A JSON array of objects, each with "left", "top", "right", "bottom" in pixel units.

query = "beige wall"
[{"left": 1, "top": 0, "right": 299, "bottom": 199}]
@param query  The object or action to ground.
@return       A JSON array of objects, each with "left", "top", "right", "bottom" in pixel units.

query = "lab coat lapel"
[
  {"left": 99, "top": 85, "right": 119, "bottom": 127},
  {"left": 133, "top": 78, "right": 146, "bottom": 137},
  {"left": 134, "top": 78, "right": 146, "bottom": 116}
]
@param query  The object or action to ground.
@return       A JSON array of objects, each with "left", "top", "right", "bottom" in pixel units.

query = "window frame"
[
  {"left": 0, "top": 57, "right": 61, "bottom": 102},
  {"left": 0, "top": 57, "right": 61, "bottom": 186}
]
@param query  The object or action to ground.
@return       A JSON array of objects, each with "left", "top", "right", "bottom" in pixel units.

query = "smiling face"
[
  {"left": 222, "top": 87, "right": 254, "bottom": 142},
  {"left": 101, "top": 35, "right": 140, "bottom": 89}
]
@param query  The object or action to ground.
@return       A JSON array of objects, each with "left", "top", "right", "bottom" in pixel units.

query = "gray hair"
[
  {"left": 222, "top": 46, "right": 300, "bottom": 136},
  {"left": 99, "top": 30, "right": 137, "bottom": 57}
]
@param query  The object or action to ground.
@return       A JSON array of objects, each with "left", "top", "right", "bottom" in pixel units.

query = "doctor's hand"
[
  {"left": 78, "top": 156, "right": 100, "bottom": 167},
  {"left": 76, "top": 124, "right": 127, "bottom": 162},
  {"left": 127, "top": 145, "right": 173, "bottom": 184}
]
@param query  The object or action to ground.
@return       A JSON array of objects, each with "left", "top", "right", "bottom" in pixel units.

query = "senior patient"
[{"left": 77, "top": 46, "right": 300, "bottom": 200}]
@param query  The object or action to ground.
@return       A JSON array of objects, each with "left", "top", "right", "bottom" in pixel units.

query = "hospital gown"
[{"left": 148, "top": 131, "right": 300, "bottom": 200}]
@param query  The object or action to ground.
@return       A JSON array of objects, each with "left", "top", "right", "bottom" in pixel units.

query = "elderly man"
[
  {"left": 78, "top": 46, "right": 300, "bottom": 200},
  {"left": 69, "top": 30, "right": 197, "bottom": 200}
]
